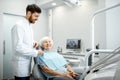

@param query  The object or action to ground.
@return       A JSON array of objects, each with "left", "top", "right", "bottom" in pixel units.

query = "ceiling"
[
  {"left": 35, "top": 0, "right": 85, "bottom": 9},
  {"left": 35, "top": 0, "right": 65, "bottom": 9}
]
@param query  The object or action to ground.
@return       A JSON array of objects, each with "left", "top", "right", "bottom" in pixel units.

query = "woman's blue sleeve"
[{"left": 36, "top": 56, "right": 46, "bottom": 66}]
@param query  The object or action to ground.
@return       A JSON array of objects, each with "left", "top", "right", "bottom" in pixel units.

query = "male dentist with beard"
[{"left": 11, "top": 4, "right": 43, "bottom": 80}]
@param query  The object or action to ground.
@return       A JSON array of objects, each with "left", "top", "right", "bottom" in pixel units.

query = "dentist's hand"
[
  {"left": 33, "top": 41, "right": 38, "bottom": 48},
  {"left": 37, "top": 49, "right": 44, "bottom": 55}
]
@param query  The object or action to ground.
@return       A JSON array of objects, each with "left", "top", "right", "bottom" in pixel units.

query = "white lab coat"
[{"left": 11, "top": 17, "right": 38, "bottom": 77}]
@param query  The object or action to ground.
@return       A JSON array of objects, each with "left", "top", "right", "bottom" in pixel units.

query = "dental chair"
[
  {"left": 32, "top": 46, "right": 46, "bottom": 80},
  {"left": 81, "top": 47, "right": 120, "bottom": 80},
  {"left": 32, "top": 57, "right": 83, "bottom": 80},
  {"left": 32, "top": 57, "right": 59, "bottom": 80},
  {"left": 32, "top": 57, "right": 46, "bottom": 80},
  {"left": 32, "top": 46, "right": 83, "bottom": 80}
]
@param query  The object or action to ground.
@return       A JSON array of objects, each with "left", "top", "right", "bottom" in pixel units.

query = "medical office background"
[{"left": 0, "top": 0, "right": 120, "bottom": 79}]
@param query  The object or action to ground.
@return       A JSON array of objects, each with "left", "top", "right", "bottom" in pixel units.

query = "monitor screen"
[{"left": 66, "top": 39, "right": 81, "bottom": 49}]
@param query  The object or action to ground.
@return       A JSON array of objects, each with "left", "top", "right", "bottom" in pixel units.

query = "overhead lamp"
[
  {"left": 63, "top": 0, "right": 82, "bottom": 7},
  {"left": 51, "top": 2, "right": 57, "bottom": 6},
  {"left": 70, "top": 0, "right": 81, "bottom": 6}
]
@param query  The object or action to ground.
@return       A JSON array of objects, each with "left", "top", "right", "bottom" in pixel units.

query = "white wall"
[
  {"left": 33, "top": 10, "right": 48, "bottom": 42},
  {"left": 1, "top": 0, "right": 35, "bottom": 15},
  {"left": 106, "top": 0, "right": 120, "bottom": 49},
  {"left": 51, "top": 0, "right": 102, "bottom": 53},
  {"left": 94, "top": 0, "right": 106, "bottom": 49},
  {"left": 0, "top": 3, "right": 3, "bottom": 79}
]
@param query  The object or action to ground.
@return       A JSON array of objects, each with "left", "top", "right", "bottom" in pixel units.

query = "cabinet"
[
  {"left": 60, "top": 52, "right": 99, "bottom": 74},
  {"left": 61, "top": 53, "right": 85, "bottom": 67},
  {"left": 61, "top": 53, "right": 84, "bottom": 60},
  {"left": 61, "top": 52, "right": 99, "bottom": 67}
]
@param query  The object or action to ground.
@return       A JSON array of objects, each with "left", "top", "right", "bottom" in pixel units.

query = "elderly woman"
[{"left": 36, "top": 37, "right": 80, "bottom": 80}]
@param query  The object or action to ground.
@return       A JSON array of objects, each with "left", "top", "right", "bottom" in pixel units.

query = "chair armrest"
[{"left": 73, "top": 66, "right": 85, "bottom": 74}]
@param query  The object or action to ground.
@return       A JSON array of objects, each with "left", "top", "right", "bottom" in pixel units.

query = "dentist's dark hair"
[{"left": 26, "top": 4, "right": 42, "bottom": 14}]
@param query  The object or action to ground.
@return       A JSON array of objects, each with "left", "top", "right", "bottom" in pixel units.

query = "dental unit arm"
[{"left": 80, "top": 2, "right": 120, "bottom": 80}]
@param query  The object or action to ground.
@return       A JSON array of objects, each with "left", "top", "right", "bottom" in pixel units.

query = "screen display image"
[{"left": 66, "top": 39, "right": 81, "bottom": 49}]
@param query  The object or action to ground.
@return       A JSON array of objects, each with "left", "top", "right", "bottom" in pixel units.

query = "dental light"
[{"left": 63, "top": 0, "right": 81, "bottom": 7}]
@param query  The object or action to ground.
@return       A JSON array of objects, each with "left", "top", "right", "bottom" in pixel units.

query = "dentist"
[{"left": 11, "top": 4, "right": 43, "bottom": 80}]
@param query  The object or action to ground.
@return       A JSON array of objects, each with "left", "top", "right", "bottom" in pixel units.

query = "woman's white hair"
[{"left": 39, "top": 36, "right": 53, "bottom": 46}]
